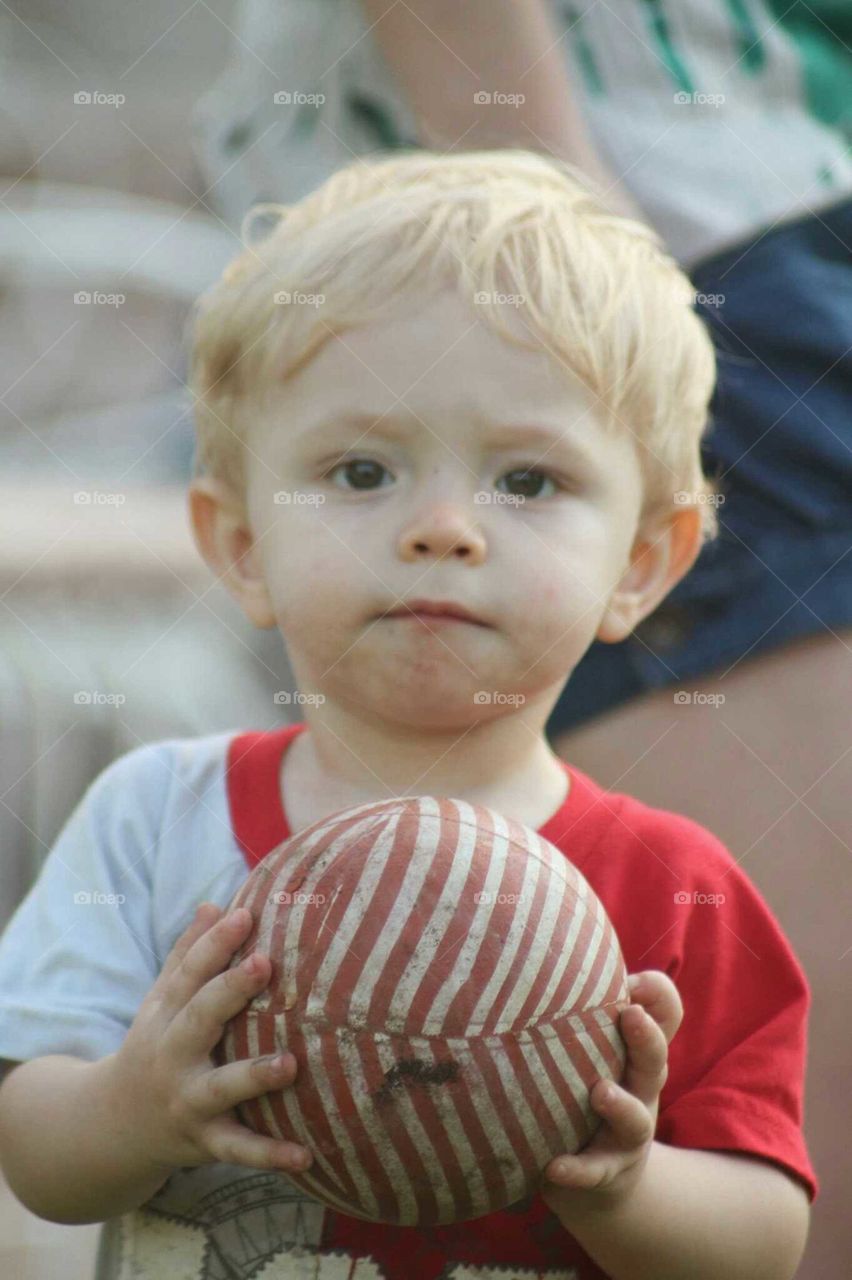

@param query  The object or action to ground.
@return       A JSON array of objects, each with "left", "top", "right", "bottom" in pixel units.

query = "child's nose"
[{"left": 397, "top": 501, "right": 487, "bottom": 563}]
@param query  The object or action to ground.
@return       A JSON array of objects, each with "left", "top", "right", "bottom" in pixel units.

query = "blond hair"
[{"left": 189, "top": 148, "right": 721, "bottom": 539}]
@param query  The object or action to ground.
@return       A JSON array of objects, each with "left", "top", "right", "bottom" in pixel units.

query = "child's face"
[{"left": 239, "top": 287, "right": 649, "bottom": 729}]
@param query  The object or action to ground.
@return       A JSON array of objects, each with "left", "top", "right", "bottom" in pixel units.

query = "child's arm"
[
  {"left": 558, "top": 1140, "right": 809, "bottom": 1280},
  {"left": 0, "top": 902, "right": 311, "bottom": 1225},
  {"left": 0, "top": 1052, "right": 173, "bottom": 1222},
  {"left": 540, "top": 972, "right": 810, "bottom": 1280}
]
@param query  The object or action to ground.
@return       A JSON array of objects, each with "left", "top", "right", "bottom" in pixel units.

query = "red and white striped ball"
[{"left": 214, "top": 794, "right": 629, "bottom": 1226}]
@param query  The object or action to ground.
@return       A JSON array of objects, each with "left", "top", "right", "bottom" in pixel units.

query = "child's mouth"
[
  {"left": 390, "top": 612, "right": 481, "bottom": 626},
  {"left": 379, "top": 599, "right": 490, "bottom": 627}
]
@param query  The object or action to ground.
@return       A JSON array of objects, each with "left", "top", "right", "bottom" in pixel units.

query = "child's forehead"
[{"left": 267, "top": 288, "right": 594, "bottom": 422}]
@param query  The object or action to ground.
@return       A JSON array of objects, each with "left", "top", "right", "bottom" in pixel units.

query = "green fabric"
[
  {"left": 762, "top": 0, "right": 852, "bottom": 136},
  {"left": 639, "top": 0, "right": 696, "bottom": 94},
  {"left": 722, "top": 0, "right": 768, "bottom": 73}
]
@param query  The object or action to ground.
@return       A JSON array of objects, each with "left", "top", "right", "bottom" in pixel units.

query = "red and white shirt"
[{"left": 0, "top": 721, "right": 817, "bottom": 1278}]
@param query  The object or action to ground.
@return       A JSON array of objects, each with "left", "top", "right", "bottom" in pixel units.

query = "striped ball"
[{"left": 214, "top": 794, "right": 629, "bottom": 1226}]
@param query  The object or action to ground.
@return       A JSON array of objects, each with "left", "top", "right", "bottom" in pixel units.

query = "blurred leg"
[{"left": 551, "top": 627, "right": 852, "bottom": 1280}]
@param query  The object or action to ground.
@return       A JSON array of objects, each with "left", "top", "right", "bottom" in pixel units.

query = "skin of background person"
[{"left": 358, "top": 0, "right": 644, "bottom": 220}]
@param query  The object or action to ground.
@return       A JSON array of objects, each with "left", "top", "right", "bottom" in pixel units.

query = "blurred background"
[
  {"left": 0, "top": 7, "right": 298, "bottom": 1268},
  {"left": 0, "top": 0, "right": 303, "bottom": 919}
]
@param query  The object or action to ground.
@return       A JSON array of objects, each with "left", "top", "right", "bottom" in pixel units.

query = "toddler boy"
[{"left": 0, "top": 150, "right": 815, "bottom": 1279}]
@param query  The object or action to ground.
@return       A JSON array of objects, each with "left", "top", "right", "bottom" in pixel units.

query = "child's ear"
[
  {"left": 596, "top": 504, "right": 704, "bottom": 644},
  {"left": 188, "top": 476, "right": 277, "bottom": 629}
]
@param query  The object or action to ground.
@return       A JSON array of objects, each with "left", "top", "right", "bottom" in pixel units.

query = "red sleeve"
[{"left": 644, "top": 817, "right": 819, "bottom": 1201}]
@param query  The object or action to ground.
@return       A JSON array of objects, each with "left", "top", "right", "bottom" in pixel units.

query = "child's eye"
[
  {"left": 497, "top": 468, "right": 560, "bottom": 500},
  {"left": 323, "top": 458, "right": 393, "bottom": 491},
  {"left": 321, "top": 458, "right": 564, "bottom": 499}
]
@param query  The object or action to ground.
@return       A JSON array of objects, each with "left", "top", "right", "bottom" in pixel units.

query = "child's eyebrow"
[{"left": 296, "top": 412, "right": 599, "bottom": 470}]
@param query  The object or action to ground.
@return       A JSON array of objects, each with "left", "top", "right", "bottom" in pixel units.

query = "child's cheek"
[
  {"left": 522, "top": 574, "right": 592, "bottom": 625},
  {"left": 539, "top": 581, "right": 562, "bottom": 609}
]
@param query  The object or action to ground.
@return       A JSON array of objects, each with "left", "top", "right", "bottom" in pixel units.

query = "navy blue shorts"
[{"left": 546, "top": 196, "right": 852, "bottom": 740}]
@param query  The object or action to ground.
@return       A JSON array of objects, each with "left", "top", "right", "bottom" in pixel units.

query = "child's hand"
[
  {"left": 110, "top": 901, "right": 313, "bottom": 1176},
  {"left": 539, "top": 970, "right": 683, "bottom": 1215}
]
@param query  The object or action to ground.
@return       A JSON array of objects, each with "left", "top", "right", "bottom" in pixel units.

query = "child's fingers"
[
  {"left": 158, "top": 902, "right": 223, "bottom": 983},
  {"left": 160, "top": 907, "right": 254, "bottom": 1020},
  {"left": 203, "top": 1115, "right": 313, "bottom": 1174},
  {"left": 542, "top": 1079, "right": 653, "bottom": 1187},
  {"left": 626, "top": 970, "right": 683, "bottom": 1042},
  {"left": 589, "top": 1077, "right": 655, "bottom": 1150},
  {"left": 543, "top": 1149, "right": 614, "bottom": 1191},
  {"left": 167, "top": 949, "right": 272, "bottom": 1064},
  {"left": 619, "top": 1003, "right": 669, "bottom": 1107},
  {"left": 537, "top": 1080, "right": 649, "bottom": 1187},
  {"left": 186, "top": 1049, "right": 299, "bottom": 1119}
]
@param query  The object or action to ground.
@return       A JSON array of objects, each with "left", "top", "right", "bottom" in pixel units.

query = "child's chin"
[{"left": 372, "top": 694, "right": 496, "bottom": 732}]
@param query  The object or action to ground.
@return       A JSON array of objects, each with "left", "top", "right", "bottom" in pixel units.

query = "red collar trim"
[
  {"left": 226, "top": 721, "right": 606, "bottom": 870},
  {"left": 226, "top": 722, "right": 306, "bottom": 869}
]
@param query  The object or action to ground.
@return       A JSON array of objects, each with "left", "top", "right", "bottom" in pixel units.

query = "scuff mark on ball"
[{"left": 371, "top": 1057, "right": 460, "bottom": 1104}]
